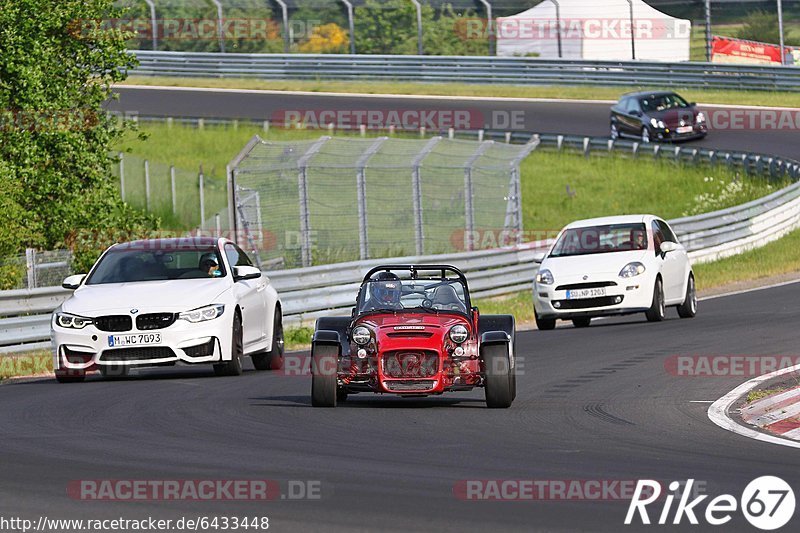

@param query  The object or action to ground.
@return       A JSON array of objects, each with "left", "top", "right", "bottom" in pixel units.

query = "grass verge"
[
  {"left": 122, "top": 76, "right": 800, "bottom": 109},
  {"left": 0, "top": 350, "right": 52, "bottom": 380}
]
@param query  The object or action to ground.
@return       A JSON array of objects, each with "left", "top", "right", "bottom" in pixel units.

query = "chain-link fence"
[
  {"left": 230, "top": 135, "right": 537, "bottom": 269},
  {"left": 0, "top": 249, "right": 74, "bottom": 290}
]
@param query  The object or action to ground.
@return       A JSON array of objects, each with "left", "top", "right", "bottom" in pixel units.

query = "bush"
[
  {"left": 298, "top": 23, "right": 349, "bottom": 54},
  {"left": 737, "top": 9, "right": 800, "bottom": 46}
]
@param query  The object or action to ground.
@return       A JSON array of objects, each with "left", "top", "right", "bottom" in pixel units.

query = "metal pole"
[
  {"left": 411, "top": 137, "right": 441, "bottom": 255},
  {"left": 340, "top": 0, "right": 356, "bottom": 55},
  {"left": 410, "top": 0, "right": 423, "bottom": 55},
  {"left": 464, "top": 141, "right": 493, "bottom": 252},
  {"left": 355, "top": 137, "right": 388, "bottom": 261},
  {"left": 226, "top": 164, "right": 235, "bottom": 239},
  {"left": 778, "top": 0, "right": 786, "bottom": 65},
  {"left": 215, "top": 214, "right": 221, "bottom": 238},
  {"left": 144, "top": 0, "right": 157, "bottom": 50},
  {"left": 273, "top": 0, "right": 290, "bottom": 53},
  {"left": 170, "top": 165, "right": 177, "bottom": 215},
  {"left": 627, "top": 0, "right": 636, "bottom": 60},
  {"left": 478, "top": 0, "right": 493, "bottom": 56},
  {"left": 211, "top": 0, "right": 225, "bottom": 53},
  {"left": 199, "top": 166, "right": 206, "bottom": 229},
  {"left": 505, "top": 139, "right": 539, "bottom": 245},
  {"left": 144, "top": 159, "right": 151, "bottom": 211},
  {"left": 549, "top": 0, "right": 562, "bottom": 58},
  {"left": 296, "top": 137, "right": 330, "bottom": 268},
  {"left": 25, "top": 248, "right": 36, "bottom": 289},
  {"left": 118, "top": 152, "right": 125, "bottom": 202},
  {"left": 704, "top": 0, "right": 712, "bottom": 62}
]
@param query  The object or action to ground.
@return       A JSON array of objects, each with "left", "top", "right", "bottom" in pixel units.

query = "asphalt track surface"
[
  {"left": 2, "top": 285, "right": 800, "bottom": 532},
  {"left": 109, "top": 85, "right": 800, "bottom": 160},
  {"left": 1, "top": 88, "right": 798, "bottom": 532}
]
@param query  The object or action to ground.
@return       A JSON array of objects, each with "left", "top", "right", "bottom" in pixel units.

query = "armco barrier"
[
  {"left": 131, "top": 52, "right": 800, "bottom": 92},
  {"left": 3, "top": 137, "right": 800, "bottom": 352}
]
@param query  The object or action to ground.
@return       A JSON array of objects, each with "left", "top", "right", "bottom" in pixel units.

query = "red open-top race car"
[{"left": 310, "top": 265, "right": 517, "bottom": 408}]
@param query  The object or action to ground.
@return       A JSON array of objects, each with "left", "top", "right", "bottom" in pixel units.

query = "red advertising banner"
[{"left": 712, "top": 35, "right": 797, "bottom": 66}]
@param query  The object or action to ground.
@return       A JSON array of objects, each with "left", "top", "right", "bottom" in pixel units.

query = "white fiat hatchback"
[
  {"left": 51, "top": 237, "right": 283, "bottom": 382},
  {"left": 533, "top": 215, "right": 697, "bottom": 330}
]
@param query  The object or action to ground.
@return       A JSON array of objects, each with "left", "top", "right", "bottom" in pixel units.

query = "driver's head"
[
  {"left": 631, "top": 229, "right": 646, "bottom": 249},
  {"left": 199, "top": 253, "right": 219, "bottom": 275},
  {"left": 372, "top": 272, "right": 401, "bottom": 304}
]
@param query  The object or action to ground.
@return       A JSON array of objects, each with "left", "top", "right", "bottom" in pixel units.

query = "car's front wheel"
[
  {"left": 214, "top": 312, "right": 243, "bottom": 376},
  {"left": 677, "top": 274, "right": 698, "bottom": 318},
  {"left": 535, "top": 310, "right": 556, "bottom": 331},
  {"left": 55, "top": 367, "right": 85, "bottom": 383},
  {"left": 311, "top": 344, "right": 338, "bottom": 407},
  {"left": 645, "top": 278, "right": 666, "bottom": 322},
  {"left": 482, "top": 344, "right": 514, "bottom": 409}
]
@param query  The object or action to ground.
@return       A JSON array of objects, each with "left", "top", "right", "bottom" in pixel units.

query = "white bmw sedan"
[
  {"left": 51, "top": 237, "right": 283, "bottom": 382},
  {"left": 533, "top": 215, "right": 697, "bottom": 330}
]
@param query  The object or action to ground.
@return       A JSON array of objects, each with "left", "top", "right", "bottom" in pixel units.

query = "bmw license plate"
[
  {"left": 677, "top": 126, "right": 694, "bottom": 134},
  {"left": 108, "top": 333, "right": 162, "bottom": 347},
  {"left": 566, "top": 288, "right": 607, "bottom": 300}
]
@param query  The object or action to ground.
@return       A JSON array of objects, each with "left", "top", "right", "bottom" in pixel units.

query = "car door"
[
  {"left": 225, "top": 243, "right": 266, "bottom": 347},
  {"left": 658, "top": 219, "right": 690, "bottom": 302},
  {"left": 652, "top": 220, "right": 683, "bottom": 304},
  {"left": 623, "top": 98, "right": 644, "bottom": 135}
]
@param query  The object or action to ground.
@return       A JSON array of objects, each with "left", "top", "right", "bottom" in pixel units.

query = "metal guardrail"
[
  {"left": 132, "top": 52, "right": 800, "bottom": 92},
  {"left": 4, "top": 134, "right": 800, "bottom": 352}
]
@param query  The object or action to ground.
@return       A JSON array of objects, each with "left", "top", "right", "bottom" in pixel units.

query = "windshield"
[
  {"left": 550, "top": 223, "right": 648, "bottom": 258},
  {"left": 640, "top": 94, "right": 689, "bottom": 113},
  {"left": 357, "top": 271, "right": 469, "bottom": 315},
  {"left": 86, "top": 246, "right": 227, "bottom": 285}
]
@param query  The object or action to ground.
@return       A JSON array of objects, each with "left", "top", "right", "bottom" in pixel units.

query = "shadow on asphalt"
[{"left": 249, "top": 395, "right": 487, "bottom": 409}]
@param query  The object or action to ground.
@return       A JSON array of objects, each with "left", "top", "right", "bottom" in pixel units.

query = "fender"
[{"left": 313, "top": 316, "right": 352, "bottom": 357}]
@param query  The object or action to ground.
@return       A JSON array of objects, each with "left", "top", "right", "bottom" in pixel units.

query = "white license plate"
[
  {"left": 677, "top": 126, "right": 694, "bottom": 134},
  {"left": 108, "top": 333, "right": 162, "bottom": 347},
  {"left": 566, "top": 288, "right": 607, "bottom": 300}
]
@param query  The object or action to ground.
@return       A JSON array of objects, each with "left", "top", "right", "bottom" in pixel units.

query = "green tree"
[
  {"left": 0, "top": 0, "right": 157, "bottom": 271},
  {"left": 737, "top": 9, "right": 799, "bottom": 46}
]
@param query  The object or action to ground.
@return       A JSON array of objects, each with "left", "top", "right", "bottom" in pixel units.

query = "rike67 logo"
[{"left": 626, "top": 477, "right": 795, "bottom": 530}]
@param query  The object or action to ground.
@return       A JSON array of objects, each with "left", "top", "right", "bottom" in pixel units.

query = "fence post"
[
  {"left": 25, "top": 248, "right": 37, "bottom": 289},
  {"left": 215, "top": 214, "right": 221, "bottom": 238},
  {"left": 170, "top": 165, "right": 177, "bottom": 216},
  {"left": 355, "top": 137, "right": 388, "bottom": 261},
  {"left": 199, "top": 165, "right": 206, "bottom": 229},
  {"left": 296, "top": 137, "right": 331, "bottom": 267},
  {"left": 464, "top": 141, "right": 493, "bottom": 251},
  {"left": 505, "top": 138, "right": 540, "bottom": 245},
  {"left": 119, "top": 152, "right": 125, "bottom": 202},
  {"left": 411, "top": 137, "right": 442, "bottom": 255},
  {"left": 144, "top": 159, "right": 151, "bottom": 211}
]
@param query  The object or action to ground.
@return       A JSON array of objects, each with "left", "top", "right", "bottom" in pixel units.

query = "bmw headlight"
[
  {"left": 449, "top": 324, "right": 468, "bottom": 344},
  {"left": 54, "top": 312, "right": 93, "bottom": 329},
  {"left": 696, "top": 112, "right": 706, "bottom": 124},
  {"left": 352, "top": 326, "right": 371, "bottom": 345},
  {"left": 179, "top": 304, "right": 225, "bottom": 323},
  {"left": 619, "top": 262, "right": 646, "bottom": 278},
  {"left": 650, "top": 118, "right": 666, "bottom": 129},
  {"left": 536, "top": 269, "right": 554, "bottom": 285}
]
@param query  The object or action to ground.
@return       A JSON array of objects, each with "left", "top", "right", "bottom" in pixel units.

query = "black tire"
[
  {"left": 535, "top": 311, "right": 556, "bottom": 331},
  {"left": 641, "top": 127, "right": 651, "bottom": 144},
  {"left": 214, "top": 312, "right": 244, "bottom": 376},
  {"left": 482, "top": 344, "right": 514, "bottom": 409},
  {"left": 645, "top": 278, "right": 666, "bottom": 322},
  {"left": 677, "top": 274, "right": 698, "bottom": 319},
  {"left": 311, "top": 344, "right": 338, "bottom": 407},
  {"left": 572, "top": 317, "right": 592, "bottom": 328},
  {"left": 55, "top": 368, "right": 85, "bottom": 383},
  {"left": 610, "top": 121, "right": 619, "bottom": 140},
  {"left": 510, "top": 330, "right": 517, "bottom": 401},
  {"left": 252, "top": 308, "right": 284, "bottom": 371},
  {"left": 99, "top": 364, "right": 129, "bottom": 379}
]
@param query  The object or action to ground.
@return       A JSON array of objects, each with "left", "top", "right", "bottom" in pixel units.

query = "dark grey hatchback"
[{"left": 610, "top": 91, "right": 708, "bottom": 143}]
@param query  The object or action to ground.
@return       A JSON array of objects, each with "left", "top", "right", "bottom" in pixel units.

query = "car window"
[
  {"left": 224, "top": 244, "right": 254, "bottom": 267},
  {"left": 550, "top": 223, "right": 648, "bottom": 257},
  {"left": 640, "top": 93, "right": 689, "bottom": 113},
  {"left": 86, "top": 246, "right": 227, "bottom": 285},
  {"left": 651, "top": 221, "right": 666, "bottom": 255},
  {"left": 626, "top": 98, "right": 641, "bottom": 114},
  {"left": 657, "top": 220, "right": 678, "bottom": 243}
]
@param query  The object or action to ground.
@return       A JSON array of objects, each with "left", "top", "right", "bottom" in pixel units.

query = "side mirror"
[
  {"left": 631, "top": 110, "right": 642, "bottom": 117},
  {"left": 660, "top": 241, "right": 678, "bottom": 254},
  {"left": 689, "top": 102, "right": 697, "bottom": 107},
  {"left": 62, "top": 274, "right": 86, "bottom": 290},
  {"left": 233, "top": 265, "right": 262, "bottom": 281},
  {"left": 532, "top": 252, "right": 546, "bottom": 264}
]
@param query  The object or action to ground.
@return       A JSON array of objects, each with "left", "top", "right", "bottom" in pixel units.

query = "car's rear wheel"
[
  {"left": 482, "top": 344, "right": 514, "bottom": 409},
  {"left": 535, "top": 311, "right": 556, "bottom": 331},
  {"left": 252, "top": 309, "right": 284, "bottom": 371},
  {"left": 572, "top": 317, "right": 592, "bottom": 328},
  {"left": 311, "top": 344, "right": 338, "bottom": 407},
  {"left": 610, "top": 122, "right": 619, "bottom": 140},
  {"left": 100, "top": 364, "right": 129, "bottom": 379},
  {"left": 641, "top": 127, "right": 651, "bottom": 144},
  {"left": 214, "top": 312, "right": 243, "bottom": 376},
  {"left": 677, "top": 274, "right": 698, "bottom": 319},
  {"left": 55, "top": 368, "right": 85, "bottom": 383},
  {"left": 645, "top": 278, "right": 666, "bottom": 322}
]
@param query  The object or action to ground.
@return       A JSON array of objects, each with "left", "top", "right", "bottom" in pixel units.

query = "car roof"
[
  {"left": 113, "top": 237, "right": 223, "bottom": 250},
  {"left": 563, "top": 214, "right": 660, "bottom": 229},
  {"left": 620, "top": 90, "right": 678, "bottom": 100}
]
